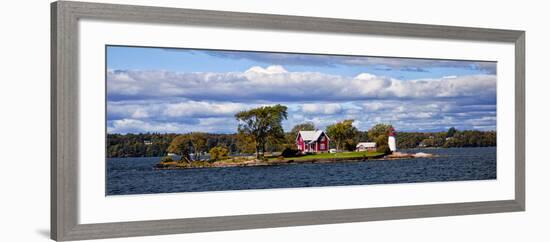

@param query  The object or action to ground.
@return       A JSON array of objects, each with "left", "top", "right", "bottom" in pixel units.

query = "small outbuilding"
[{"left": 356, "top": 142, "right": 377, "bottom": 152}]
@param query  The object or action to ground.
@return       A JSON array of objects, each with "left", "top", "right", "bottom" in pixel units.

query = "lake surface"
[{"left": 106, "top": 147, "right": 496, "bottom": 195}]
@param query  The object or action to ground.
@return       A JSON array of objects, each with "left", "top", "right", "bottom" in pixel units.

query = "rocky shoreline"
[{"left": 385, "top": 151, "right": 435, "bottom": 159}]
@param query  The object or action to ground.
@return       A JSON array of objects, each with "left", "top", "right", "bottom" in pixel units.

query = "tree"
[
  {"left": 166, "top": 134, "right": 192, "bottom": 163},
  {"left": 209, "top": 146, "right": 229, "bottom": 161},
  {"left": 367, "top": 124, "right": 394, "bottom": 154},
  {"left": 235, "top": 132, "right": 256, "bottom": 154},
  {"left": 375, "top": 135, "right": 390, "bottom": 154},
  {"left": 343, "top": 138, "right": 357, "bottom": 151},
  {"left": 235, "top": 105, "right": 288, "bottom": 159},
  {"left": 188, "top": 132, "right": 207, "bottom": 160},
  {"left": 291, "top": 122, "right": 316, "bottom": 134},
  {"left": 166, "top": 133, "right": 209, "bottom": 162},
  {"left": 395, "top": 132, "right": 424, "bottom": 149},
  {"left": 326, "top": 120, "right": 358, "bottom": 152},
  {"left": 446, "top": 127, "right": 457, "bottom": 138}
]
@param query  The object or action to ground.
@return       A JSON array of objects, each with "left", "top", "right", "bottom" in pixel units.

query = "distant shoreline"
[{"left": 106, "top": 130, "right": 497, "bottom": 159}]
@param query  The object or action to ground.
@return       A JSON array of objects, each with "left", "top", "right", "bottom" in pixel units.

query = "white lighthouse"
[{"left": 388, "top": 127, "right": 397, "bottom": 152}]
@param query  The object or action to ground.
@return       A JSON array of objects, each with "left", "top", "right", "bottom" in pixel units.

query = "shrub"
[
  {"left": 281, "top": 147, "right": 299, "bottom": 157},
  {"left": 209, "top": 146, "right": 229, "bottom": 161},
  {"left": 376, "top": 144, "right": 391, "bottom": 154}
]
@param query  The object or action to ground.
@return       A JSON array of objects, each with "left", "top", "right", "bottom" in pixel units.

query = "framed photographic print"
[{"left": 51, "top": 1, "right": 525, "bottom": 241}]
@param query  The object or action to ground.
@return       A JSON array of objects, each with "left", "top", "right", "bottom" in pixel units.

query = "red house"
[{"left": 296, "top": 130, "right": 330, "bottom": 153}]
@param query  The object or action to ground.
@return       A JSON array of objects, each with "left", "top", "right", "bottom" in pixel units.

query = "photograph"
[
  {"left": 105, "top": 45, "right": 497, "bottom": 195},
  {"left": 1, "top": 0, "right": 538, "bottom": 241}
]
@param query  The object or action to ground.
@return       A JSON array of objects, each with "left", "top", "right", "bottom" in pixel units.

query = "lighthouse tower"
[{"left": 388, "top": 127, "right": 397, "bottom": 152}]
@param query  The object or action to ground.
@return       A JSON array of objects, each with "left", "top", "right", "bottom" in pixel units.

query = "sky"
[{"left": 106, "top": 45, "right": 497, "bottom": 134}]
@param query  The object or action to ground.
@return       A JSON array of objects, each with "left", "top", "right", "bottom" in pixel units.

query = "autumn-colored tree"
[
  {"left": 326, "top": 120, "right": 358, "bottom": 152},
  {"left": 166, "top": 133, "right": 209, "bottom": 162},
  {"left": 188, "top": 132, "right": 207, "bottom": 160},
  {"left": 209, "top": 146, "right": 229, "bottom": 161},
  {"left": 166, "top": 134, "right": 192, "bottom": 163},
  {"left": 236, "top": 132, "right": 256, "bottom": 154}
]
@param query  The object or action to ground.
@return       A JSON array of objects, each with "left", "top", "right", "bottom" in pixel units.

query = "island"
[
  {"left": 154, "top": 150, "right": 387, "bottom": 169},
  {"left": 150, "top": 105, "right": 441, "bottom": 169}
]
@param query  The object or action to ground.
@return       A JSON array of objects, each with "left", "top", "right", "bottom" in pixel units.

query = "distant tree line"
[
  {"left": 397, "top": 128, "right": 497, "bottom": 149},
  {"left": 108, "top": 127, "right": 495, "bottom": 158},
  {"left": 107, "top": 133, "right": 240, "bottom": 158},
  {"left": 107, "top": 133, "right": 176, "bottom": 158}
]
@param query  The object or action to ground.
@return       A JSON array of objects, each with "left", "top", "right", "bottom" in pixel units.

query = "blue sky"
[{"left": 106, "top": 45, "right": 497, "bottom": 134}]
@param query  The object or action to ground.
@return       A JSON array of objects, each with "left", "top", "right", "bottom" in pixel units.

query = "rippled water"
[{"left": 106, "top": 147, "right": 496, "bottom": 195}]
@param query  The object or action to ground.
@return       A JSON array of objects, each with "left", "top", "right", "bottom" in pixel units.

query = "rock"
[
  {"left": 385, "top": 151, "right": 434, "bottom": 159},
  {"left": 413, "top": 152, "right": 434, "bottom": 158},
  {"left": 386, "top": 152, "right": 414, "bottom": 158}
]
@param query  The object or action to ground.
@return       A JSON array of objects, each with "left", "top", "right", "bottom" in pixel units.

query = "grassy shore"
[
  {"left": 155, "top": 151, "right": 385, "bottom": 169},
  {"left": 274, "top": 151, "right": 385, "bottom": 161}
]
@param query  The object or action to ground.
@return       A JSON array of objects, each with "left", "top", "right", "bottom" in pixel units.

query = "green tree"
[
  {"left": 235, "top": 105, "right": 288, "bottom": 159},
  {"left": 447, "top": 127, "right": 457, "bottom": 138},
  {"left": 367, "top": 124, "right": 394, "bottom": 154},
  {"left": 343, "top": 138, "right": 357, "bottom": 151},
  {"left": 291, "top": 122, "right": 316, "bottom": 134},
  {"left": 396, "top": 132, "right": 424, "bottom": 149},
  {"left": 375, "top": 135, "right": 390, "bottom": 154},
  {"left": 421, "top": 133, "right": 446, "bottom": 147},
  {"left": 326, "top": 120, "right": 358, "bottom": 152}
]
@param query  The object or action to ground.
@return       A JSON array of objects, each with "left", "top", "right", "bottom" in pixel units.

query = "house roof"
[
  {"left": 298, "top": 130, "right": 329, "bottom": 142},
  {"left": 356, "top": 142, "right": 376, "bottom": 148}
]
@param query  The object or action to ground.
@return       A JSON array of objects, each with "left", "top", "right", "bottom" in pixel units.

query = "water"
[{"left": 106, "top": 147, "right": 496, "bottom": 195}]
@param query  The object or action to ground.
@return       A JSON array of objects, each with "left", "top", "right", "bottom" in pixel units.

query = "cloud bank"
[
  {"left": 108, "top": 66, "right": 496, "bottom": 102},
  {"left": 107, "top": 65, "right": 497, "bottom": 134}
]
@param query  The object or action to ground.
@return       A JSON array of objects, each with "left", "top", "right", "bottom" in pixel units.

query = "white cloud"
[
  {"left": 130, "top": 109, "right": 150, "bottom": 119},
  {"left": 443, "top": 75, "right": 457, "bottom": 79},
  {"left": 108, "top": 119, "right": 181, "bottom": 133},
  {"left": 108, "top": 117, "right": 238, "bottom": 134},
  {"left": 301, "top": 103, "right": 342, "bottom": 115},
  {"left": 245, "top": 65, "right": 288, "bottom": 75},
  {"left": 163, "top": 101, "right": 248, "bottom": 118},
  {"left": 107, "top": 66, "right": 496, "bottom": 102},
  {"left": 108, "top": 100, "right": 252, "bottom": 120}
]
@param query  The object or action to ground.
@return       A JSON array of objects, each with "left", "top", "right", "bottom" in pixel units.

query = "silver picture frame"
[{"left": 51, "top": 1, "right": 525, "bottom": 240}]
